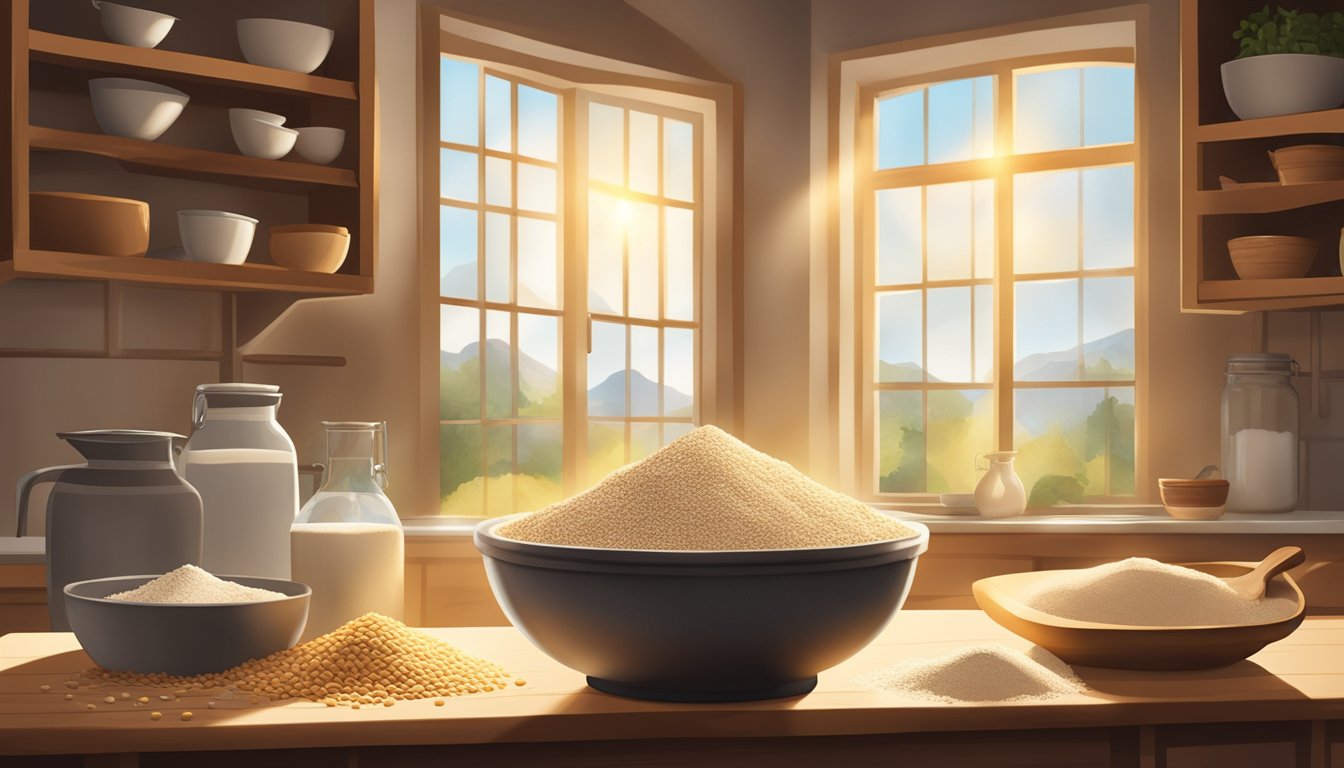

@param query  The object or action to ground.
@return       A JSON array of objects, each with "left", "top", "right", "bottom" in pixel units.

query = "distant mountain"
[
  {"left": 587, "top": 290, "right": 615, "bottom": 314},
  {"left": 588, "top": 369, "right": 693, "bottom": 417},
  {"left": 878, "top": 361, "right": 926, "bottom": 383},
  {"left": 440, "top": 338, "right": 557, "bottom": 402},
  {"left": 1016, "top": 328, "right": 1134, "bottom": 382},
  {"left": 439, "top": 263, "right": 475, "bottom": 298}
]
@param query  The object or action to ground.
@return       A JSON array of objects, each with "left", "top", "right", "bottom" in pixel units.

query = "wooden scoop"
[{"left": 1224, "top": 546, "right": 1305, "bottom": 600}]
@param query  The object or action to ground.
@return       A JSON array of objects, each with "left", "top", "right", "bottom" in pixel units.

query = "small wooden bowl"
[
  {"left": 1158, "top": 478, "right": 1229, "bottom": 520},
  {"left": 30, "top": 191, "right": 149, "bottom": 258},
  {"left": 972, "top": 563, "right": 1305, "bottom": 670},
  {"left": 1269, "top": 145, "right": 1344, "bottom": 184},
  {"left": 1227, "top": 235, "right": 1316, "bottom": 280},
  {"left": 269, "top": 223, "right": 350, "bottom": 273}
]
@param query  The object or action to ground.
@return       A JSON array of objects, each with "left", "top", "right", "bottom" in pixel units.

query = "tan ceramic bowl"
[
  {"left": 269, "top": 224, "right": 350, "bottom": 273},
  {"left": 1158, "top": 478, "right": 1230, "bottom": 520},
  {"left": 1269, "top": 145, "right": 1344, "bottom": 184},
  {"left": 30, "top": 191, "right": 149, "bottom": 258},
  {"left": 1227, "top": 235, "right": 1316, "bottom": 280}
]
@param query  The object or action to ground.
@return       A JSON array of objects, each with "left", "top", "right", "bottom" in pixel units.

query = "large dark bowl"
[
  {"left": 475, "top": 514, "right": 929, "bottom": 702},
  {"left": 64, "top": 575, "right": 310, "bottom": 675}
]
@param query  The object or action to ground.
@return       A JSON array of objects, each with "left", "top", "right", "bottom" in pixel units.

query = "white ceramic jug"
[{"left": 974, "top": 451, "right": 1026, "bottom": 519}]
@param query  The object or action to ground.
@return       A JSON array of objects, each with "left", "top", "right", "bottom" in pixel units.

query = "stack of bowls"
[
  {"left": 228, "top": 109, "right": 298, "bottom": 160},
  {"left": 178, "top": 210, "right": 258, "bottom": 265}
]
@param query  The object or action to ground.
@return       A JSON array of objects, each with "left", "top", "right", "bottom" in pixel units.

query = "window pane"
[
  {"left": 878, "top": 390, "right": 924, "bottom": 493},
  {"left": 664, "top": 118, "right": 694, "bottom": 201},
  {"left": 439, "top": 424, "right": 482, "bottom": 515},
  {"left": 485, "top": 424, "right": 514, "bottom": 517},
  {"left": 518, "top": 313, "right": 560, "bottom": 418},
  {"left": 1014, "top": 67, "right": 1080, "bottom": 154},
  {"left": 439, "top": 305, "right": 480, "bottom": 420},
  {"left": 927, "top": 286, "right": 971, "bottom": 382},
  {"left": 974, "top": 284, "right": 993, "bottom": 383},
  {"left": 440, "top": 57, "right": 478, "bottom": 146},
  {"left": 1015, "top": 279, "right": 1079, "bottom": 381},
  {"left": 588, "top": 191, "right": 624, "bottom": 314},
  {"left": 928, "top": 389, "right": 993, "bottom": 493},
  {"left": 1083, "top": 164, "right": 1134, "bottom": 270},
  {"left": 485, "top": 310, "right": 511, "bottom": 419},
  {"left": 665, "top": 207, "right": 694, "bottom": 321},
  {"left": 589, "top": 102, "right": 624, "bottom": 185},
  {"left": 663, "top": 422, "right": 692, "bottom": 446},
  {"left": 517, "top": 163, "right": 556, "bottom": 213},
  {"left": 876, "top": 187, "right": 921, "bottom": 285},
  {"left": 1014, "top": 387, "right": 1105, "bottom": 505},
  {"left": 517, "top": 423, "right": 563, "bottom": 510},
  {"left": 877, "top": 90, "right": 923, "bottom": 169},
  {"left": 973, "top": 76, "right": 994, "bottom": 157},
  {"left": 517, "top": 217, "right": 558, "bottom": 309},
  {"left": 926, "top": 182, "right": 972, "bottom": 281},
  {"left": 439, "top": 205, "right": 476, "bottom": 300},
  {"left": 630, "top": 325, "right": 659, "bottom": 417},
  {"left": 588, "top": 321, "right": 627, "bottom": 416},
  {"left": 517, "top": 85, "right": 557, "bottom": 162},
  {"left": 588, "top": 421, "right": 626, "bottom": 486},
  {"left": 664, "top": 327, "right": 695, "bottom": 417},
  {"left": 440, "top": 148, "right": 478, "bottom": 203},
  {"left": 628, "top": 202, "right": 659, "bottom": 319},
  {"left": 1083, "top": 65, "right": 1134, "bottom": 147},
  {"left": 484, "top": 75, "right": 511, "bottom": 153},
  {"left": 877, "top": 290, "right": 922, "bottom": 382},
  {"left": 485, "top": 156, "right": 512, "bottom": 207},
  {"left": 484, "top": 212, "right": 510, "bottom": 304},
  {"left": 928, "top": 79, "right": 979, "bottom": 164},
  {"left": 631, "top": 423, "right": 660, "bottom": 462},
  {"left": 973, "top": 179, "right": 995, "bottom": 279},
  {"left": 1082, "top": 277, "right": 1134, "bottom": 380},
  {"left": 1014, "top": 169, "right": 1078, "bottom": 274},
  {"left": 629, "top": 110, "right": 659, "bottom": 195},
  {"left": 1106, "top": 387, "right": 1137, "bottom": 495}
]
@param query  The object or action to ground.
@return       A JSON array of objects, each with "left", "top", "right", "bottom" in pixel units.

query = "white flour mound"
[
  {"left": 107, "top": 564, "right": 285, "bottom": 604},
  {"left": 856, "top": 643, "right": 1085, "bottom": 703}
]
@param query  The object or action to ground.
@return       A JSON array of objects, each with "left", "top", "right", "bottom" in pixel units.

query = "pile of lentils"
[{"left": 71, "top": 613, "right": 522, "bottom": 709}]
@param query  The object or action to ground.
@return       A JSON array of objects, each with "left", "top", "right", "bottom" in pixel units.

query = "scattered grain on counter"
[
  {"left": 107, "top": 564, "right": 285, "bottom": 604},
  {"left": 75, "top": 613, "right": 519, "bottom": 709},
  {"left": 39, "top": 684, "right": 50, "bottom": 692},
  {"left": 63, "top": 694, "right": 73, "bottom": 701},
  {"left": 856, "top": 644, "right": 1085, "bottom": 703},
  {"left": 149, "top": 712, "right": 161, "bottom": 721},
  {"left": 102, "top": 696, "right": 115, "bottom": 704},
  {"left": 180, "top": 711, "right": 193, "bottom": 721},
  {"left": 498, "top": 426, "right": 916, "bottom": 550},
  {"left": 85, "top": 704, "right": 95, "bottom": 711},
  {"left": 1020, "top": 557, "right": 1300, "bottom": 626}
]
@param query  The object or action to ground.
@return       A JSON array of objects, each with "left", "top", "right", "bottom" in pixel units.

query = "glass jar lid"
[{"left": 1226, "top": 353, "right": 1295, "bottom": 375}]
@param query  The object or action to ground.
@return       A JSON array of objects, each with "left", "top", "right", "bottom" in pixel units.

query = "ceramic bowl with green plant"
[{"left": 1222, "top": 5, "right": 1344, "bottom": 120}]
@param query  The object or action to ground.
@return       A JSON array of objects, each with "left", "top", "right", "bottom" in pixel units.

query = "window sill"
[{"left": 884, "top": 507, "right": 1344, "bottom": 534}]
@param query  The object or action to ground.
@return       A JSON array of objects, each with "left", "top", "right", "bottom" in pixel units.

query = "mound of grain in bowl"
[
  {"left": 498, "top": 425, "right": 914, "bottom": 550},
  {"left": 107, "top": 564, "right": 285, "bottom": 603},
  {"left": 855, "top": 644, "right": 1084, "bottom": 703},
  {"left": 76, "top": 613, "right": 517, "bottom": 708},
  {"left": 1020, "top": 557, "right": 1299, "bottom": 626}
]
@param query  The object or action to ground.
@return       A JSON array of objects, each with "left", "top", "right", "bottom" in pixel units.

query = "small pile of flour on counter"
[
  {"left": 107, "top": 564, "right": 286, "bottom": 604},
  {"left": 855, "top": 644, "right": 1084, "bottom": 703},
  {"left": 1019, "top": 557, "right": 1299, "bottom": 626}
]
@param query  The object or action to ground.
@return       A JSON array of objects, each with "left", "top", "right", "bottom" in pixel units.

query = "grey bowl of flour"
[
  {"left": 64, "top": 575, "right": 310, "bottom": 675},
  {"left": 476, "top": 514, "right": 930, "bottom": 702}
]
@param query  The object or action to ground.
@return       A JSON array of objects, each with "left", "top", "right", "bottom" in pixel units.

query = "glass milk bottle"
[
  {"left": 291, "top": 421, "right": 404, "bottom": 640},
  {"left": 1222, "top": 353, "right": 1299, "bottom": 513},
  {"left": 179, "top": 383, "right": 299, "bottom": 577}
]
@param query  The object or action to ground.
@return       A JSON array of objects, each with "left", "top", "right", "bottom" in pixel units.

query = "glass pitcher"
[{"left": 291, "top": 421, "right": 403, "bottom": 639}]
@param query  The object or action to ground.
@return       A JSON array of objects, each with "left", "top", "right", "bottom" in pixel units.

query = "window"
[
  {"left": 434, "top": 54, "right": 706, "bottom": 517},
  {"left": 860, "top": 52, "right": 1138, "bottom": 506}
]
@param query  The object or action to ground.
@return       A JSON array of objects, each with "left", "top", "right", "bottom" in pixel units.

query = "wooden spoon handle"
[{"left": 1250, "top": 546, "right": 1305, "bottom": 585}]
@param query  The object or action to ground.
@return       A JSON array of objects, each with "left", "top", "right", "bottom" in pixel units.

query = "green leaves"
[{"left": 1233, "top": 5, "right": 1344, "bottom": 58}]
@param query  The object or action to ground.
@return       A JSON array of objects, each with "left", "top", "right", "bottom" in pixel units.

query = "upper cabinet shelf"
[
  {"left": 1196, "top": 107, "right": 1344, "bottom": 143},
  {"left": 29, "top": 30, "right": 357, "bottom": 100}
]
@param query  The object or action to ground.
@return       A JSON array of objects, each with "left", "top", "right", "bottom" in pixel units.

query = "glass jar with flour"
[{"left": 1221, "top": 353, "right": 1299, "bottom": 513}]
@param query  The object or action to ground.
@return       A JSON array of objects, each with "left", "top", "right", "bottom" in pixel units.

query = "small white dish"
[
  {"left": 88, "top": 77, "right": 188, "bottom": 141},
  {"left": 236, "top": 18, "right": 335, "bottom": 74},
  {"left": 230, "top": 115, "right": 299, "bottom": 160},
  {"left": 92, "top": 0, "right": 176, "bottom": 49},
  {"left": 177, "top": 210, "right": 258, "bottom": 265},
  {"left": 229, "top": 108, "right": 286, "bottom": 129},
  {"left": 293, "top": 127, "right": 345, "bottom": 164}
]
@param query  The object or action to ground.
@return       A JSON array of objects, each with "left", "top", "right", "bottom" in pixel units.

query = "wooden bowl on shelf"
[
  {"left": 30, "top": 191, "right": 149, "bottom": 258},
  {"left": 1269, "top": 145, "right": 1344, "bottom": 184},
  {"left": 269, "top": 224, "right": 350, "bottom": 273},
  {"left": 1227, "top": 235, "right": 1316, "bottom": 280},
  {"left": 1158, "top": 478, "right": 1229, "bottom": 520}
]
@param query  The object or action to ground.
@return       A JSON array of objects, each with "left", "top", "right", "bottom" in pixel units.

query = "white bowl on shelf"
[
  {"left": 230, "top": 115, "right": 298, "bottom": 160},
  {"left": 178, "top": 210, "right": 258, "bottom": 265},
  {"left": 228, "top": 108, "right": 286, "bottom": 130},
  {"left": 293, "top": 127, "right": 345, "bottom": 164},
  {"left": 1221, "top": 54, "right": 1344, "bottom": 120},
  {"left": 92, "top": 1, "right": 176, "bottom": 49},
  {"left": 236, "top": 18, "right": 335, "bottom": 74},
  {"left": 88, "top": 77, "right": 188, "bottom": 141}
]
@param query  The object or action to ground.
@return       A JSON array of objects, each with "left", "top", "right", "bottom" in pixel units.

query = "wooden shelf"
[
  {"left": 1196, "top": 107, "right": 1344, "bottom": 143},
  {"left": 1194, "top": 180, "right": 1344, "bottom": 215},
  {"left": 28, "top": 125, "right": 358, "bottom": 191},
  {"left": 1198, "top": 276, "right": 1344, "bottom": 304},
  {"left": 0, "top": 250, "right": 371, "bottom": 295},
  {"left": 28, "top": 30, "right": 357, "bottom": 101}
]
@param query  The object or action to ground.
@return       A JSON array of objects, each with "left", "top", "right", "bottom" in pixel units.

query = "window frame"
[{"left": 854, "top": 46, "right": 1147, "bottom": 505}]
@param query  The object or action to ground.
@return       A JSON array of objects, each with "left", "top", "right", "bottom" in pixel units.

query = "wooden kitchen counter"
[{"left": 3, "top": 611, "right": 1344, "bottom": 767}]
